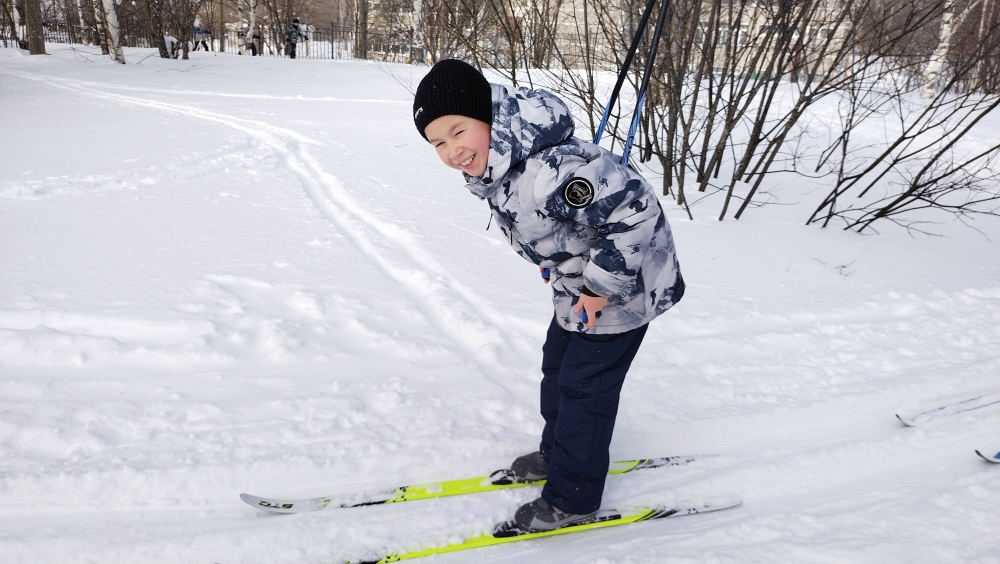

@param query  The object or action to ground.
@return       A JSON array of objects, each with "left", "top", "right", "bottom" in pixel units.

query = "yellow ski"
[
  {"left": 241, "top": 455, "right": 714, "bottom": 513},
  {"left": 351, "top": 498, "right": 742, "bottom": 563}
]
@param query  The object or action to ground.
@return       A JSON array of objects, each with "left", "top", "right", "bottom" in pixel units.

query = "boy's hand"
[{"left": 573, "top": 294, "right": 608, "bottom": 328}]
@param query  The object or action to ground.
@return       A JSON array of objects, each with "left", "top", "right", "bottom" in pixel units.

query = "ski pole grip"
[
  {"left": 581, "top": 307, "right": 588, "bottom": 324},
  {"left": 541, "top": 267, "right": 550, "bottom": 281}
]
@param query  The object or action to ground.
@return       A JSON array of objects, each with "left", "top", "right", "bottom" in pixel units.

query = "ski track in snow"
[
  {"left": 10, "top": 71, "right": 415, "bottom": 102},
  {"left": 4, "top": 68, "right": 534, "bottom": 397}
]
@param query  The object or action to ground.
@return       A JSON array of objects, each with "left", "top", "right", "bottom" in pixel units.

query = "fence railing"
[
  {"left": 222, "top": 27, "right": 356, "bottom": 60},
  {"left": 2, "top": 22, "right": 156, "bottom": 49},
  {"left": 1, "top": 21, "right": 420, "bottom": 63}
]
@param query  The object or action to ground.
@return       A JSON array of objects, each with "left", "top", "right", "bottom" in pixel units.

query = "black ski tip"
[
  {"left": 488, "top": 469, "right": 517, "bottom": 485},
  {"left": 489, "top": 468, "right": 538, "bottom": 486},
  {"left": 976, "top": 449, "right": 1000, "bottom": 463},
  {"left": 347, "top": 554, "right": 399, "bottom": 564}
]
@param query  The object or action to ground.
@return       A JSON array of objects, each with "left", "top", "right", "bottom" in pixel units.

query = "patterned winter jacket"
[
  {"left": 463, "top": 84, "right": 685, "bottom": 334},
  {"left": 285, "top": 25, "right": 306, "bottom": 44}
]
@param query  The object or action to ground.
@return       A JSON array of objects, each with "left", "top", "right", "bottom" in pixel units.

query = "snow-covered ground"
[{"left": 1, "top": 44, "right": 999, "bottom": 564}]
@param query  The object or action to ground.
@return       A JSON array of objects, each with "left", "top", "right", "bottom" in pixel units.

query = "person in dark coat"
[{"left": 284, "top": 18, "right": 307, "bottom": 59}]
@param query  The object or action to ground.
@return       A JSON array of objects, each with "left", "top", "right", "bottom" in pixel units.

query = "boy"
[
  {"left": 285, "top": 18, "right": 307, "bottom": 59},
  {"left": 413, "top": 60, "right": 684, "bottom": 532}
]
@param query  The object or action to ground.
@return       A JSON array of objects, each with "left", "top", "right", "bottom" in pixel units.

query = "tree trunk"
[
  {"left": 100, "top": 0, "right": 125, "bottom": 63},
  {"left": 74, "top": 0, "right": 87, "bottom": 30},
  {"left": 22, "top": 0, "right": 43, "bottom": 53},
  {"left": 8, "top": 0, "right": 26, "bottom": 49},
  {"left": 922, "top": 0, "right": 955, "bottom": 99},
  {"left": 78, "top": 0, "right": 100, "bottom": 47},
  {"left": 64, "top": 0, "right": 80, "bottom": 44},
  {"left": 355, "top": 0, "right": 367, "bottom": 59},
  {"left": 922, "top": 0, "right": 985, "bottom": 98},
  {"left": 411, "top": 0, "right": 422, "bottom": 63},
  {"left": 91, "top": 0, "right": 108, "bottom": 54},
  {"left": 217, "top": 0, "right": 223, "bottom": 52},
  {"left": 147, "top": 0, "right": 170, "bottom": 58}
]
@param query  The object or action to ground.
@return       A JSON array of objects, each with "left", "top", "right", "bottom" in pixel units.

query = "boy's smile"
[{"left": 424, "top": 115, "right": 492, "bottom": 177}]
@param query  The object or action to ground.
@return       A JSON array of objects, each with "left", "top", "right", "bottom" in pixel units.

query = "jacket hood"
[{"left": 464, "top": 84, "right": 575, "bottom": 199}]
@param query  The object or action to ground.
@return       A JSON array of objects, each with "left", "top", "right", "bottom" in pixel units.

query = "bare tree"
[
  {"left": 920, "top": 0, "right": 990, "bottom": 98},
  {"left": 3, "top": 0, "right": 26, "bottom": 49},
  {"left": 161, "top": 0, "right": 200, "bottom": 59},
  {"left": 22, "top": 0, "right": 44, "bottom": 53},
  {"left": 365, "top": 0, "right": 417, "bottom": 60},
  {"left": 416, "top": 0, "right": 458, "bottom": 62},
  {"left": 139, "top": 0, "right": 172, "bottom": 58},
  {"left": 99, "top": 0, "right": 125, "bottom": 62},
  {"left": 77, "top": 0, "right": 103, "bottom": 48},
  {"left": 802, "top": 1, "right": 1000, "bottom": 232},
  {"left": 354, "top": 0, "right": 367, "bottom": 57}
]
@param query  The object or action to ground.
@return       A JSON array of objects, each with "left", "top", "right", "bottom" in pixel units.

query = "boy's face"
[{"left": 424, "top": 115, "right": 491, "bottom": 177}]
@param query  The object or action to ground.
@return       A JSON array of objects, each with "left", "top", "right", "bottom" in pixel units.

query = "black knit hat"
[{"left": 413, "top": 59, "right": 493, "bottom": 140}]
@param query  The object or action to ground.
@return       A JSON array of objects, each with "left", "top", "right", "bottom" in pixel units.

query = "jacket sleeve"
[{"left": 530, "top": 151, "right": 662, "bottom": 298}]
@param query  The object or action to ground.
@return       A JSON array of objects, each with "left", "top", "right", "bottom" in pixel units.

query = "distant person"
[
  {"left": 242, "top": 22, "right": 258, "bottom": 56},
  {"left": 193, "top": 19, "right": 212, "bottom": 51},
  {"left": 284, "top": 18, "right": 307, "bottom": 59}
]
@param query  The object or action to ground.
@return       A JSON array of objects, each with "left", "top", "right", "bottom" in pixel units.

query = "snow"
[{"left": 2, "top": 44, "right": 999, "bottom": 564}]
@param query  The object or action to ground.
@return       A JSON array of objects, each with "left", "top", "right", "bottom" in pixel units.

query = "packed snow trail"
[{"left": 5, "top": 66, "right": 538, "bottom": 397}]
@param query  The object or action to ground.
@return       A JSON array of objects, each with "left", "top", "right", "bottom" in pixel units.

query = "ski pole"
[
  {"left": 593, "top": 0, "right": 659, "bottom": 145},
  {"left": 621, "top": 0, "right": 672, "bottom": 166}
]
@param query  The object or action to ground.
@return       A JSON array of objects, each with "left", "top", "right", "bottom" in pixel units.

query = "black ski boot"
[
  {"left": 510, "top": 451, "right": 549, "bottom": 482},
  {"left": 513, "top": 496, "right": 597, "bottom": 532}
]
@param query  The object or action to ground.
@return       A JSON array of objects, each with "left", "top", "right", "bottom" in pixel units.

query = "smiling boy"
[
  {"left": 413, "top": 60, "right": 685, "bottom": 532},
  {"left": 424, "top": 114, "right": 491, "bottom": 176}
]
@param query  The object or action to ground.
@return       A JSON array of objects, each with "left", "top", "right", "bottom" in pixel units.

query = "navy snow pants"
[{"left": 538, "top": 316, "right": 648, "bottom": 514}]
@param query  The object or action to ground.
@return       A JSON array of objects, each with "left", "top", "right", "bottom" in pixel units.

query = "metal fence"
[
  {"left": 2, "top": 22, "right": 158, "bottom": 49},
  {"left": 221, "top": 27, "right": 415, "bottom": 63},
  {"left": 1, "top": 20, "right": 419, "bottom": 63},
  {"left": 222, "top": 27, "right": 356, "bottom": 60}
]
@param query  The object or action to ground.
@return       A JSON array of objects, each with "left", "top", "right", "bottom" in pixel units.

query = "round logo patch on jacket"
[{"left": 562, "top": 178, "right": 595, "bottom": 209}]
